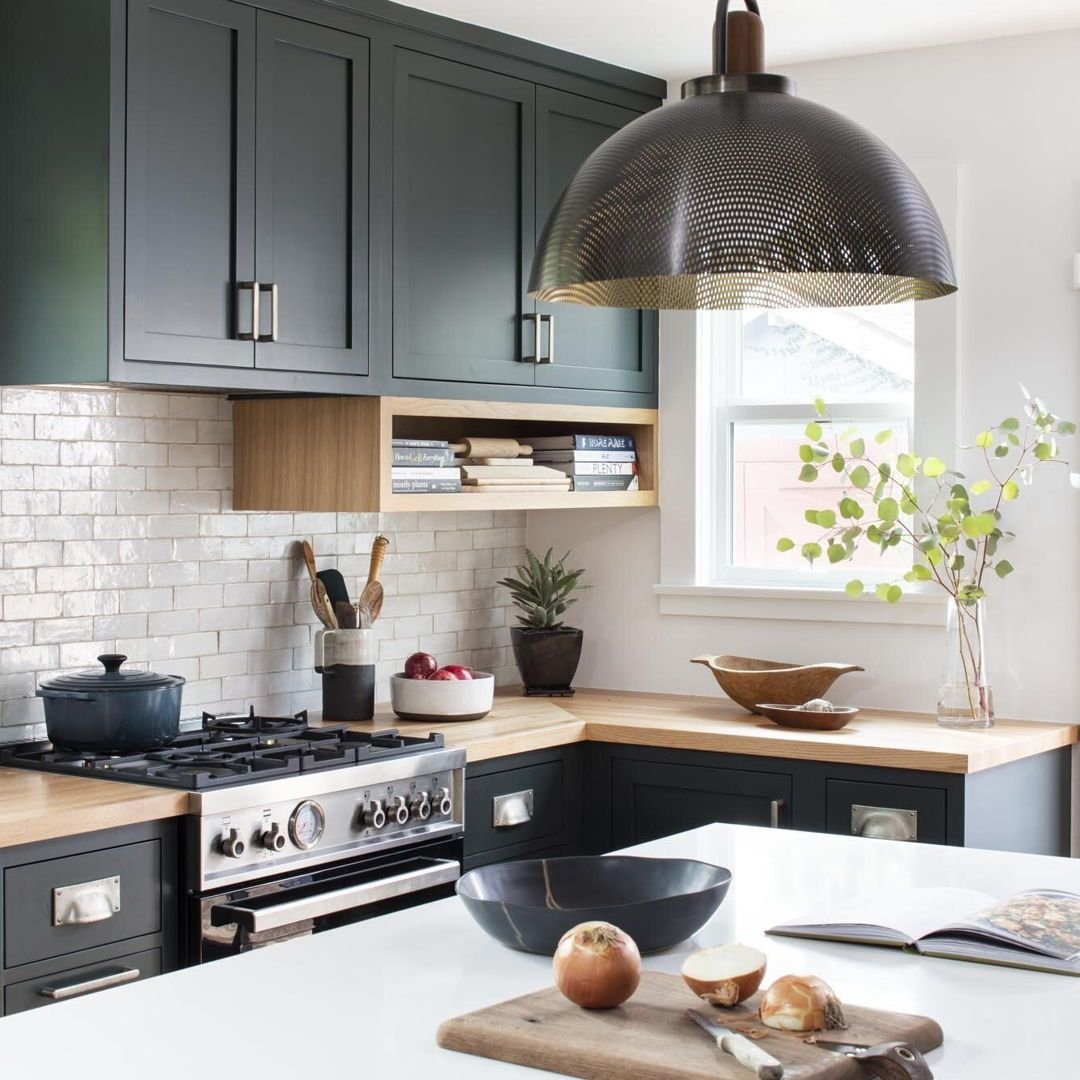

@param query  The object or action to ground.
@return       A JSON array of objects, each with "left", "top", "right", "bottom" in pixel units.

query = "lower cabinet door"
[
  {"left": 465, "top": 759, "right": 565, "bottom": 859},
  {"left": 4, "top": 947, "right": 162, "bottom": 1015},
  {"left": 611, "top": 759, "right": 792, "bottom": 847},
  {"left": 825, "top": 779, "right": 947, "bottom": 845}
]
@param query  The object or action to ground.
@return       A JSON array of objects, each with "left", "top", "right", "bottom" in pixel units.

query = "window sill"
[{"left": 653, "top": 584, "right": 946, "bottom": 626}]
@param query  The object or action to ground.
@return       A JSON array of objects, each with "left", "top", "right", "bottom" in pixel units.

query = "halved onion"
[
  {"left": 759, "top": 974, "right": 847, "bottom": 1032},
  {"left": 681, "top": 943, "right": 768, "bottom": 1006}
]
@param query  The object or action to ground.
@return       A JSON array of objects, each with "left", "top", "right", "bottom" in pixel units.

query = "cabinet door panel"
[
  {"left": 125, "top": 0, "right": 255, "bottom": 367},
  {"left": 393, "top": 50, "right": 535, "bottom": 385},
  {"left": 612, "top": 759, "right": 791, "bottom": 847},
  {"left": 254, "top": 14, "right": 369, "bottom": 375},
  {"left": 534, "top": 89, "right": 657, "bottom": 394}
]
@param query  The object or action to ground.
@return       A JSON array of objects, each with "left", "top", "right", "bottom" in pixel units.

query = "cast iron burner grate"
[{"left": 202, "top": 706, "right": 310, "bottom": 740}]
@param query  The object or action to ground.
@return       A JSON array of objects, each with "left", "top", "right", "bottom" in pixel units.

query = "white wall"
[{"left": 529, "top": 29, "right": 1080, "bottom": 722}]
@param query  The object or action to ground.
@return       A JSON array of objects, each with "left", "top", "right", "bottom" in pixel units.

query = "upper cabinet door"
[
  {"left": 125, "top": 0, "right": 256, "bottom": 368},
  {"left": 393, "top": 51, "right": 536, "bottom": 386},
  {"left": 534, "top": 88, "right": 658, "bottom": 395},
  {"left": 254, "top": 15, "right": 370, "bottom": 376}
]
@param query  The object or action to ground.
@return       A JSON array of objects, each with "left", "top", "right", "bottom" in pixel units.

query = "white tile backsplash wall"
[{"left": 0, "top": 386, "right": 524, "bottom": 741}]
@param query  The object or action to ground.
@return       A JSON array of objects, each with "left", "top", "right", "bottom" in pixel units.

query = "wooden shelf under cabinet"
[{"left": 233, "top": 396, "right": 658, "bottom": 512}]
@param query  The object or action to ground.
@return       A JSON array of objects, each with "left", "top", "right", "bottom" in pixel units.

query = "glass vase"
[{"left": 937, "top": 597, "right": 993, "bottom": 729}]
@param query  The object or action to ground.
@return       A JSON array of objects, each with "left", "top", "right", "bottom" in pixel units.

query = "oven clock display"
[{"left": 288, "top": 800, "right": 326, "bottom": 850}]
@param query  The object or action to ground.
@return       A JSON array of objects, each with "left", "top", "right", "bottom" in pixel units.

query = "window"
[{"left": 699, "top": 305, "right": 916, "bottom": 586}]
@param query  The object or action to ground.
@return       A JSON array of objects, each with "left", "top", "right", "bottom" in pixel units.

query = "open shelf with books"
[{"left": 233, "top": 396, "right": 658, "bottom": 512}]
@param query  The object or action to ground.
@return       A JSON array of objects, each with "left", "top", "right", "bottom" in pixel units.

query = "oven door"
[{"left": 195, "top": 838, "right": 462, "bottom": 962}]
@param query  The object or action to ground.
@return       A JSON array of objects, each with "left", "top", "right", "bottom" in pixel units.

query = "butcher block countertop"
[{"left": 0, "top": 688, "right": 1074, "bottom": 848}]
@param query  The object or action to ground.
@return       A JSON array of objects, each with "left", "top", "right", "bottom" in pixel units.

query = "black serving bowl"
[{"left": 456, "top": 855, "right": 732, "bottom": 955}]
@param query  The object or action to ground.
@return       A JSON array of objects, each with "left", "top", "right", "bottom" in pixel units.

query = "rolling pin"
[
  {"left": 449, "top": 437, "right": 533, "bottom": 458},
  {"left": 366, "top": 534, "right": 390, "bottom": 587}
]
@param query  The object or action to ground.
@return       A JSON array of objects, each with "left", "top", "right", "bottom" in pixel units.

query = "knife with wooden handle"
[{"left": 687, "top": 1010, "right": 784, "bottom": 1079}]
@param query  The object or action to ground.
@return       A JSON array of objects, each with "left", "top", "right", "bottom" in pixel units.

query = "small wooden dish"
[{"left": 756, "top": 703, "right": 859, "bottom": 731}]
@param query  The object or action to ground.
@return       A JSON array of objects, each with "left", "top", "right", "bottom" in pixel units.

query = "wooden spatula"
[{"left": 357, "top": 580, "right": 384, "bottom": 628}]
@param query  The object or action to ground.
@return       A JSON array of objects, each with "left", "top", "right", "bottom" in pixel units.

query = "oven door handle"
[{"left": 210, "top": 859, "right": 460, "bottom": 934}]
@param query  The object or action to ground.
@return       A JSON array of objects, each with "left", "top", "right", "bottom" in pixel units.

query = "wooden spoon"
[
  {"left": 366, "top": 535, "right": 390, "bottom": 587},
  {"left": 357, "top": 580, "right": 384, "bottom": 628},
  {"left": 311, "top": 580, "right": 338, "bottom": 629},
  {"left": 301, "top": 539, "right": 318, "bottom": 585}
]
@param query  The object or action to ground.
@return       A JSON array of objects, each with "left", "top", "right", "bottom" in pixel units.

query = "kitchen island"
[{"left": 1, "top": 823, "right": 1077, "bottom": 1078}]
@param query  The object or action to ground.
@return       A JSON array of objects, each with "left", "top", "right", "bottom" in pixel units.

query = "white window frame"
[{"left": 655, "top": 163, "right": 959, "bottom": 625}]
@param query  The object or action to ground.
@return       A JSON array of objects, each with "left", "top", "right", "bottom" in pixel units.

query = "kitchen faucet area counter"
[{"left": 1, "top": 824, "right": 1078, "bottom": 1079}]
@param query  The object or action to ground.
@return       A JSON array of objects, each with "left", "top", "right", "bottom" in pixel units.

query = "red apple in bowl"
[
  {"left": 404, "top": 652, "right": 438, "bottom": 680},
  {"left": 440, "top": 665, "right": 473, "bottom": 681},
  {"left": 429, "top": 668, "right": 459, "bottom": 681}
]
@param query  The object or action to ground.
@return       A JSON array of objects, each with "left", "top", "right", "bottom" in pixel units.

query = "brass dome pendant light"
[{"left": 529, "top": 0, "right": 957, "bottom": 310}]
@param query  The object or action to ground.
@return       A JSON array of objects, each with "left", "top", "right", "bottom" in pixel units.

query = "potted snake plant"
[{"left": 498, "top": 548, "right": 587, "bottom": 696}]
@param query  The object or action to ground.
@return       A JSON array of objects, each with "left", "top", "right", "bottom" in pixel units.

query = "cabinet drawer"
[
  {"left": 826, "top": 780, "right": 947, "bottom": 844},
  {"left": 4, "top": 840, "right": 162, "bottom": 969},
  {"left": 465, "top": 761, "right": 564, "bottom": 857},
  {"left": 4, "top": 947, "right": 162, "bottom": 1015}
]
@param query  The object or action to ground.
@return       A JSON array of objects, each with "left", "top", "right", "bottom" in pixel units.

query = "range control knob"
[
  {"left": 409, "top": 793, "right": 432, "bottom": 821},
  {"left": 389, "top": 795, "right": 410, "bottom": 826},
  {"left": 260, "top": 822, "right": 286, "bottom": 852},
  {"left": 433, "top": 786, "right": 453, "bottom": 817},
  {"left": 220, "top": 827, "right": 246, "bottom": 859},
  {"left": 362, "top": 799, "right": 387, "bottom": 830}
]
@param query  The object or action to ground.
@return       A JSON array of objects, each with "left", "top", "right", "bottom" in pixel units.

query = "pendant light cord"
[{"left": 713, "top": 0, "right": 762, "bottom": 73}]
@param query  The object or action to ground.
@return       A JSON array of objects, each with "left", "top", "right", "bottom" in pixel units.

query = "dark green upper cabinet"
[
  {"left": 1, "top": 0, "right": 663, "bottom": 401},
  {"left": 125, "top": 0, "right": 257, "bottom": 368},
  {"left": 254, "top": 14, "right": 370, "bottom": 376},
  {"left": 392, "top": 51, "right": 536, "bottom": 387},
  {"left": 534, "top": 89, "right": 658, "bottom": 395}
]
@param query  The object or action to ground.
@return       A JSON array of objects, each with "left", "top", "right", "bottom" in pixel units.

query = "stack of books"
[
  {"left": 391, "top": 439, "right": 462, "bottom": 493},
  {"left": 529, "top": 434, "right": 639, "bottom": 492}
]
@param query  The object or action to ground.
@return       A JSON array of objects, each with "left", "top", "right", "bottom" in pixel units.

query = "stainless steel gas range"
[{"left": 1, "top": 709, "right": 465, "bottom": 963}]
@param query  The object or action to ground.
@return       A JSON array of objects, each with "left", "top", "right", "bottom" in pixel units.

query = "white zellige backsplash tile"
[{"left": 0, "top": 387, "right": 524, "bottom": 741}]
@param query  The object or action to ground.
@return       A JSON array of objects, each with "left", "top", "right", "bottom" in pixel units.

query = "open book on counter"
[{"left": 768, "top": 886, "right": 1080, "bottom": 975}]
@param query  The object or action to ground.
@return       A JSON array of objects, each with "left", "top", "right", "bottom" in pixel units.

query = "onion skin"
[
  {"left": 681, "top": 944, "right": 767, "bottom": 1007},
  {"left": 759, "top": 974, "right": 847, "bottom": 1032},
  {"left": 553, "top": 922, "right": 641, "bottom": 1009}
]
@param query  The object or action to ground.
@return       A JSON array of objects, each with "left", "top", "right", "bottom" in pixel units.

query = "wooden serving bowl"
[
  {"left": 755, "top": 703, "right": 859, "bottom": 731},
  {"left": 691, "top": 655, "right": 863, "bottom": 715}
]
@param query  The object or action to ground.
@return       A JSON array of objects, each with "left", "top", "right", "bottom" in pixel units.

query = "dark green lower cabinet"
[
  {"left": 464, "top": 742, "right": 1071, "bottom": 871},
  {"left": 0, "top": 820, "right": 179, "bottom": 1017}
]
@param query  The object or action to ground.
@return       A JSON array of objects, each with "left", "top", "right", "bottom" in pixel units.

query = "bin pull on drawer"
[
  {"left": 38, "top": 964, "right": 140, "bottom": 1001},
  {"left": 852, "top": 805, "right": 918, "bottom": 842},
  {"left": 52, "top": 875, "right": 121, "bottom": 927},
  {"left": 493, "top": 789, "right": 534, "bottom": 828}
]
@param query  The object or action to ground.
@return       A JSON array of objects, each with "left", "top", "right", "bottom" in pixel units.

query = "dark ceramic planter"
[{"left": 510, "top": 627, "right": 583, "bottom": 695}]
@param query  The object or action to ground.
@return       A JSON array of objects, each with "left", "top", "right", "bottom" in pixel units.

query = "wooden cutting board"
[{"left": 437, "top": 971, "right": 943, "bottom": 1080}]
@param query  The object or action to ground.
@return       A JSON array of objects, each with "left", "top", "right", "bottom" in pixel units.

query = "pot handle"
[
  {"left": 97, "top": 654, "right": 128, "bottom": 673},
  {"left": 36, "top": 689, "right": 94, "bottom": 702}
]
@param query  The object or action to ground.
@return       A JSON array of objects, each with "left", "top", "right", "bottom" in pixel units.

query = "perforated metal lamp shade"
[{"left": 528, "top": 71, "right": 957, "bottom": 310}]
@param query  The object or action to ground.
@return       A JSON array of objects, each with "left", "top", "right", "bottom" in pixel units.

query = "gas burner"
[{"left": 202, "top": 705, "right": 309, "bottom": 740}]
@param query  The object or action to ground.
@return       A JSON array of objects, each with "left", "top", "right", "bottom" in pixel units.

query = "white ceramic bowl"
[{"left": 389, "top": 672, "right": 495, "bottom": 722}]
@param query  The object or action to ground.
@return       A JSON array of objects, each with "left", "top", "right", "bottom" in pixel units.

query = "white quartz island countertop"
[{"left": 5, "top": 824, "right": 1080, "bottom": 1079}]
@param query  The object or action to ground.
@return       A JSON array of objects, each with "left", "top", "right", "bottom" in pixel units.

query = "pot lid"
[{"left": 40, "top": 654, "right": 185, "bottom": 693}]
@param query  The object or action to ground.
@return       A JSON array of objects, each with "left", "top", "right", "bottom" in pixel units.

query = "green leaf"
[
  {"left": 1000, "top": 417, "right": 1020, "bottom": 431},
  {"left": 1057, "top": 420, "right": 1077, "bottom": 436},
  {"left": 975, "top": 430, "right": 994, "bottom": 448},
  {"left": 995, "top": 560, "right": 1015, "bottom": 579},
  {"left": 923, "top": 457, "right": 946, "bottom": 478},
  {"left": 801, "top": 542, "right": 822, "bottom": 565},
  {"left": 850, "top": 465, "right": 871, "bottom": 489},
  {"left": 970, "top": 480, "right": 992, "bottom": 496},
  {"left": 839, "top": 497, "right": 864, "bottom": 520},
  {"left": 817, "top": 509, "right": 836, "bottom": 529},
  {"left": 804, "top": 509, "right": 820, "bottom": 525},
  {"left": 886, "top": 585, "right": 902, "bottom": 603},
  {"left": 1002, "top": 480, "right": 1020, "bottom": 501},
  {"left": 798, "top": 444, "right": 814, "bottom": 463},
  {"left": 909, "top": 564, "right": 933, "bottom": 581},
  {"left": 896, "top": 453, "right": 917, "bottom": 478},
  {"left": 926, "top": 546, "right": 943, "bottom": 566},
  {"left": 798, "top": 464, "right": 818, "bottom": 483},
  {"left": 776, "top": 537, "right": 794, "bottom": 553},
  {"left": 849, "top": 437, "right": 865, "bottom": 458},
  {"left": 845, "top": 579, "right": 865, "bottom": 598},
  {"left": 831, "top": 453, "right": 845, "bottom": 473},
  {"left": 900, "top": 492, "right": 918, "bottom": 515},
  {"left": 813, "top": 397, "right": 827, "bottom": 417},
  {"left": 875, "top": 429, "right": 893, "bottom": 445},
  {"left": 878, "top": 497, "right": 900, "bottom": 522},
  {"left": 961, "top": 512, "right": 997, "bottom": 538},
  {"left": 805, "top": 421, "right": 823, "bottom": 441},
  {"left": 1035, "top": 441, "right": 1053, "bottom": 460},
  {"left": 994, "top": 445, "right": 1009, "bottom": 458},
  {"left": 827, "top": 543, "right": 846, "bottom": 564}
]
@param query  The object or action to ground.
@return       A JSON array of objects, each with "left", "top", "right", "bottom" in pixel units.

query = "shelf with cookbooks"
[{"left": 233, "top": 396, "right": 658, "bottom": 512}]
